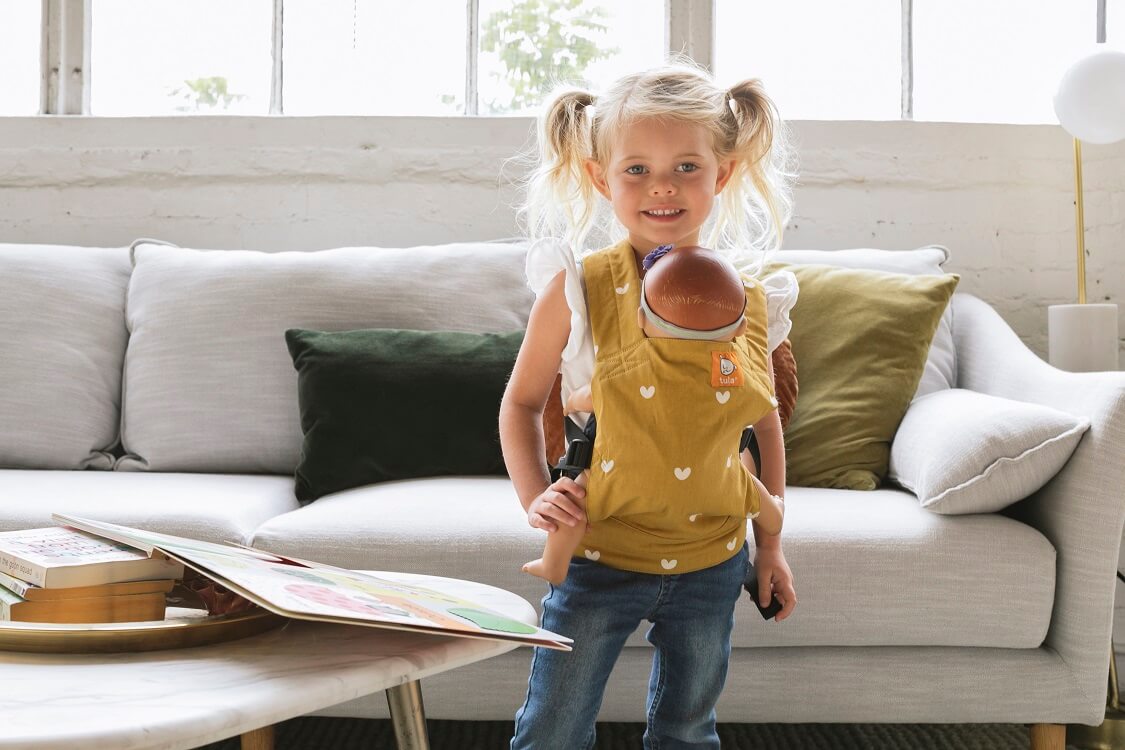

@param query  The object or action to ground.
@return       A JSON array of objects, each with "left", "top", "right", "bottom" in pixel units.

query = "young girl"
[{"left": 499, "top": 59, "right": 798, "bottom": 748}]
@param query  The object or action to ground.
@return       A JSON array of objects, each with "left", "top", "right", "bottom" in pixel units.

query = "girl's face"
[{"left": 585, "top": 117, "right": 735, "bottom": 257}]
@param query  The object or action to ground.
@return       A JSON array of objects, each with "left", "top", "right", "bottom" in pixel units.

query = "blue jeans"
[{"left": 511, "top": 543, "right": 748, "bottom": 750}]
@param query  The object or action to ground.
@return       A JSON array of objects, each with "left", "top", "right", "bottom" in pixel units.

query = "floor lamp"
[{"left": 1049, "top": 49, "right": 1125, "bottom": 373}]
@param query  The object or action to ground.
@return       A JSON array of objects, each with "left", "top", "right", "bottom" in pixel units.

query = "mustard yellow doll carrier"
[{"left": 578, "top": 240, "right": 778, "bottom": 575}]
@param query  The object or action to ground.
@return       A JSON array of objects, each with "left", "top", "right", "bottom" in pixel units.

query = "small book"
[
  {"left": 0, "top": 586, "right": 168, "bottom": 624},
  {"left": 0, "top": 569, "right": 174, "bottom": 601},
  {"left": 0, "top": 526, "right": 184, "bottom": 589}
]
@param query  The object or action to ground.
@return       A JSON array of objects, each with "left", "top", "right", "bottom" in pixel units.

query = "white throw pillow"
[
  {"left": 118, "top": 241, "right": 534, "bottom": 474},
  {"left": 888, "top": 389, "right": 1089, "bottom": 514},
  {"left": 774, "top": 245, "right": 954, "bottom": 400},
  {"left": 0, "top": 243, "right": 131, "bottom": 470}
]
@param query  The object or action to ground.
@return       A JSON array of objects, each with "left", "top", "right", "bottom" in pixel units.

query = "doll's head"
[{"left": 637, "top": 245, "right": 747, "bottom": 341}]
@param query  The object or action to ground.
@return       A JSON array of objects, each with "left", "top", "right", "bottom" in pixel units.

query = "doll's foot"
[{"left": 522, "top": 558, "right": 567, "bottom": 585}]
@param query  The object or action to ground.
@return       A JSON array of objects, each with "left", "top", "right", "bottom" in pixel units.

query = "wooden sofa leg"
[
  {"left": 241, "top": 725, "right": 275, "bottom": 750},
  {"left": 1029, "top": 723, "right": 1064, "bottom": 750}
]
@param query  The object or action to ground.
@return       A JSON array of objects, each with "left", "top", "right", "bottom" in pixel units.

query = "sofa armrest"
[{"left": 953, "top": 292, "right": 1125, "bottom": 710}]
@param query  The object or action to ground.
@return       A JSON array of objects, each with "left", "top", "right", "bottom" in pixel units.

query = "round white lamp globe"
[{"left": 1053, "top": 50, "right": 1125, "bottom": 144}]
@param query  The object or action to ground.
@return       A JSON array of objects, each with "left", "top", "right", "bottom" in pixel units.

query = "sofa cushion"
[
  {"left": 0, "top": 243, "right": 131, "bottom": 470},
  {"left": 118, "top": 241, "right": 534, "bottom": 474},
  {"left": 249, "top": 479, "right": 1055, "bottom": 649},
  {"left": 0, "top": 470, "right": 298, "bottom": 544},
  {"left": 775, "top": 246, "right": 954, "bottom": 399},
  {"left": 888, "top": 389, "right": 1090, "bottom": 514},
  {"left": 781, "top": 265, "right": 959, "bottom": 490},
  {"left": 286, "top": 328, "right": 524, "bottom": 503}
]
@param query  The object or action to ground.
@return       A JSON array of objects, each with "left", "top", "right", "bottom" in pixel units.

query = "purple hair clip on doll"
[{"left": 641, "top": 244, "right": 674, "bottom": 272}]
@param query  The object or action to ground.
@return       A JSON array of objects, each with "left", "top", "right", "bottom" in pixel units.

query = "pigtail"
[
  {"left": 711, "top": 79, "right": 795, "bottom": 273},
  {"left": 520, "top": 87, "right": 599, "bottom": 251}
]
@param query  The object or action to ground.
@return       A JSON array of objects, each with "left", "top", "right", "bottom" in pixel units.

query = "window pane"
[
  {"left": 477, "top": 0, "right": 664, "bottom": 115},
  {"left": 0, "top": 3, "right": 42, "bottom": 115},
  {"left": 913, "top": 0, "right": 1114, "bottom": 124},
  {"left": 284, "top": 0, "right": 465, "bottom": 115},
  {"left": 90, "top": 0, "right": 271, "bottom": 116},
  {"left": 715, "top": 0, "right": 901, "bottom": 121}
]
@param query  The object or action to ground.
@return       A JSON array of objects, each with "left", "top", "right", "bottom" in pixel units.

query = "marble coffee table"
[{"left": 0, "top": 572, "right": 538, "bottom": 750}]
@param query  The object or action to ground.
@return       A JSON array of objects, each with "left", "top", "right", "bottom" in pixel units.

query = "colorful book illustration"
[
  {"left": 53, "top": 514, "right": 572, "bottom": 651},
  {"left": 0, "top": 526, "right": 185, "bottom": 589}
]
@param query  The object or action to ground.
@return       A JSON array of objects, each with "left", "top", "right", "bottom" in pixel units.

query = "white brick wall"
[{"left": 1, "top": 115, "right": 1123, "bottom": 678}]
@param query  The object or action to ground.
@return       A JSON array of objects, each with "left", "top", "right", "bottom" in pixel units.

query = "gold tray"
[{"left": 0, "top": 606, "right": 287, "bottom": 654}]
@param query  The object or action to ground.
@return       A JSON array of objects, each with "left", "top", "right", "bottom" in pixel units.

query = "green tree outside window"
[{"left": 481, "top": 0, "right": 618, "bottom": 114}]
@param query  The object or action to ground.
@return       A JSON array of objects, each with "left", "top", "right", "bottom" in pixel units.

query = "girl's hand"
[
  {"left": 753, "top": 545, "right": 797, "bottom": 622},
  {"left": 527, "top": 477, "right": 587, "bottom": 533}
]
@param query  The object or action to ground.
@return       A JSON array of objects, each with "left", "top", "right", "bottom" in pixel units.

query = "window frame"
[{"left": 31, "top": 0, "right": 1110, "bottom": 120}]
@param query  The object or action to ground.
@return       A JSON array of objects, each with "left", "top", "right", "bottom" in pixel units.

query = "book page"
[{"left": 54, "top": 514, "right": 571, "bottom": 650}]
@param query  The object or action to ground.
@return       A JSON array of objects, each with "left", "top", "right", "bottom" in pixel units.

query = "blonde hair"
[{"left": 518, "top": 58, "right": 796, "bottom": 274}]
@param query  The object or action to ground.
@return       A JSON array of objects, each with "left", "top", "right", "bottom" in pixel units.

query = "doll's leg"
[{"left": 523, "top": 470, "right": 589, "bottom": 585}]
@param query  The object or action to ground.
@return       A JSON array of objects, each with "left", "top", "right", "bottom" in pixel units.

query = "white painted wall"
[{"left": 1, "top": 115, "right": 1124, "bottom": 675}]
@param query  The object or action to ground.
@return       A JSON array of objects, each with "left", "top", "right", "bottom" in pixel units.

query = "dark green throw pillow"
[{"left": 285, "top": 328, "right": 523, "bottom": 504}]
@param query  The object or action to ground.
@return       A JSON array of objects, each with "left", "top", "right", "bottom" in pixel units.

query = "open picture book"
[{"left": 52, "top": 514, "right": 571, "bottom": 651}]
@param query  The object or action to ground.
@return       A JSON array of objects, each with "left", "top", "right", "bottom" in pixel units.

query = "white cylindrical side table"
[{"left": 1048, "top": 303, "right": 1120, "bottom": 372}]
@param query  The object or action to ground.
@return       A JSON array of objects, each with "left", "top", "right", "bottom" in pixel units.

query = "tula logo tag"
[{"left": 711, "top": 352, "right": 744, "bottom": 387}]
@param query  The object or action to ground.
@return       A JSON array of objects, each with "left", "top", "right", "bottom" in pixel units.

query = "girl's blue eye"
[
  {"left": 625, "top": 165, "right": 646, "bottom": 175},
  {"left": 676, "top": 163, "right": 699, "bottom": 173}
]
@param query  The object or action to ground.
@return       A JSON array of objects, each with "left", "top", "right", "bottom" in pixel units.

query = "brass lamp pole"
[{"left": 1071, "top": 136, "right": 1086, "bottom": 305}]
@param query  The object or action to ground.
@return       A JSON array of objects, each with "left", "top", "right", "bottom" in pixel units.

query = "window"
[
  {"left": 90, "top": 0, "right": 272, "bottom": 116},
  {"left": 12, "top": 0, "right": 1125, "bottom": 121},
  {"left": 0, "top": 3, "right": 42, "bottom": 115},
  {"left": 714, "top": 0, "right": 901, "bottom": 121},
  {"left": 476, "top": 0, "right": 664, "bottom": 115},
  {"left": 913, "top": 0, "right": 1102, "bottom": 123},
  {"left": 284, "top": 0, "right": 466, "bottom": 115}
]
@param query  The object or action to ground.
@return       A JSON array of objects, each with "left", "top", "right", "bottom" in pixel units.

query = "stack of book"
[{"left": 0, "top": 526, "right": 185, "bottom": 624}]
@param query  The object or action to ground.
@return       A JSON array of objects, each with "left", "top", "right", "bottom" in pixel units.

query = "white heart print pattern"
[
  {"left": 601, "top": 459, "right": 615, "bottom": 473},
  {"left": 674, "top": 467, "right": 692, "bottom": 480},
  {"left": 660, "top": 559, "right": 678, "bottom": 570},
  {"left": 639, "top": 385, "right": 655, "bottom": 399},
  {"left": 584, "top": 549, "right": 601, "bottom": 561},
  {"left": 715, "top": 391, "right": 731, "bottom": 404}
]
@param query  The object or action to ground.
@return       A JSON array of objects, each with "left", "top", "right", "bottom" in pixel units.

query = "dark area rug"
[{"left": 196, "top": 717, "right": 1087, "bottom": 749}]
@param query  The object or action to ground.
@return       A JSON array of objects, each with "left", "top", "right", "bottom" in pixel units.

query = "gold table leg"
[
  {"left": 241, "top": 724, "right": 275, "bottom": 750},
  {"left": 386, "top": 679, "right": 431, "bottom": 750}
]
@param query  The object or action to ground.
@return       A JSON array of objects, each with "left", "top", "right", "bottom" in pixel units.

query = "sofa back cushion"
[
  {"left": 0, "top": 243, "right": 131, "bottom": 470},
  {"left": 118, "top": 241, "right": 533, "bottom": 474}
]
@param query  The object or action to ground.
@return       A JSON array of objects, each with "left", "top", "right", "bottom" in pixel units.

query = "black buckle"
[{"left": 551, "top": 415, "right": 597, "bottom": 480}]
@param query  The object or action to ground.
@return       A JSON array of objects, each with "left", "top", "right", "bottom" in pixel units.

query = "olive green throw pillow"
[
  {"left": 285, "top": 328, "right": 523, "bottom": 504},
  {"left": 781, "top": 265, "right": 959, "bottom": 490}
]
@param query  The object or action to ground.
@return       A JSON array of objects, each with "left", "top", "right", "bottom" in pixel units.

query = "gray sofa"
[{"left": 1, "top": 238, "right": 1123, "bottom": 747}]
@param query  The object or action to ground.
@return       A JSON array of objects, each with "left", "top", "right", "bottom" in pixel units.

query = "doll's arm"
[{"left": 565, "top": 384, "right": 594, "bottom": 414}]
